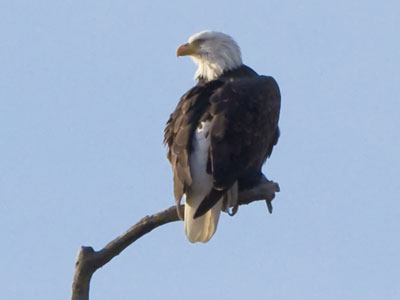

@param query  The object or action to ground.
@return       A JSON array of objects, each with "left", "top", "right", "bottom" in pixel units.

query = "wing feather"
[
  {"left": 164, "top": 81, "right": 224, "bottom": 204},
  {"left": 193, "top": 76, "right": 281, "bottom": 216}
]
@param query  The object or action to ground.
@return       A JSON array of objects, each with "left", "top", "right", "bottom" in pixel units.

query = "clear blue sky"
[{"left": 1, "top": 0, "right": 399, "bottom": 299}]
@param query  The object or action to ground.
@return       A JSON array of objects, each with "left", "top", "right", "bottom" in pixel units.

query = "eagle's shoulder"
[{"left": 164, "top": 80, "right": 223, "bottom": 156}]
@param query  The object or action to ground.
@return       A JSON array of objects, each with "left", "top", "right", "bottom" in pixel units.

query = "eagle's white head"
[{"left": 177, "top": 30, "right": 243, "bottom": 82}]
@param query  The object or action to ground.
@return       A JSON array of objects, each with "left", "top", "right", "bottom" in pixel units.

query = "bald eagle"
[{"left": 164, "top": 31, "right": 281, "bottom": 243}]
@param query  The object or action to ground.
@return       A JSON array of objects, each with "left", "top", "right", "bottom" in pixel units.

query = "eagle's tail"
[
  {"left": 184, "top": 194, "right": 223, "bottom": 243},
  {"left": 184, "top": 181, "right": 238, "bottom": 243}
]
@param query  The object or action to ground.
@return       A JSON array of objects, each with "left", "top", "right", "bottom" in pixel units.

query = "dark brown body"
[{"left": 164, "top": 65, "right": 281, "bottom": 217}]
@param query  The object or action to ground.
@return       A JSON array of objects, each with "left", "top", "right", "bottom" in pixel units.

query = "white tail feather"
[{"left": 184, "top": 195, "right": 223, "bottom": 243}]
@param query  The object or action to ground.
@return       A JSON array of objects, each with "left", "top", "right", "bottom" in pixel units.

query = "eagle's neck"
[{"left": 192, "top": 53, "right": 242, "bottom": 82}]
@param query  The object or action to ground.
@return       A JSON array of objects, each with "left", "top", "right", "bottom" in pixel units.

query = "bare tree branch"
[{"left": 71, "top": 179, "right": 279, "bottom": 300}]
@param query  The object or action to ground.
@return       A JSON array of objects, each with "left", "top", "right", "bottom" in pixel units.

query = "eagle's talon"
[
  {"left": 266, "top": 200, "right": 273, "bottom": 214},
  {"left": 228, "top": 204, "right": 239, "bottom": 216}
]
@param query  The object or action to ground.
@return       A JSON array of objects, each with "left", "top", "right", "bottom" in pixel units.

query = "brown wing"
[
  {"left": 164, "top": 80, "right": 224, "bottom": 206},
  {"left": 194, "top": 76, "right": 281, "bottom": 217}
]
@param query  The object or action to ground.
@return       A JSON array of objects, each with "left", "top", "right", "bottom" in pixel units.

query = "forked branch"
[{"left": 71, "top": 179, "right": 279, "bottom": 300}]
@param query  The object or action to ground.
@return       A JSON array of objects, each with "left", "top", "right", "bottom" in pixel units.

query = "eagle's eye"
[{"left": 192, "top": 39, "right": 205, "bottom": 46}]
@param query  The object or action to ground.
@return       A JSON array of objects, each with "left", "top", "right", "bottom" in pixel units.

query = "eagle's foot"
[{"left": 238, "top": 178, "right": 280, "bottom": 209}]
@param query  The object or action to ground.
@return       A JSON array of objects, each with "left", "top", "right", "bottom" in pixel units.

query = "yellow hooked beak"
[{"left": 176, "top": 43, "right": 197, "bottom": 57}]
